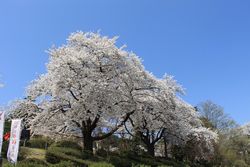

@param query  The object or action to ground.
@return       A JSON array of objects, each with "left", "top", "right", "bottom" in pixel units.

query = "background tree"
[
  {"left": 196, "top": 101, "right": 250, "bottom": 166},
  {"left": 197, "top": 100, "right": 237, "bottom": 133},
  {"left": 217, "top": 129, "right": 250, "bottom": 166}
]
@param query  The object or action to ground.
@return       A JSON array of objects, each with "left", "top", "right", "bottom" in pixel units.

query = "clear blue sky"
[{"left": 0, "top": 0, "right": 249, "bottom": 124}]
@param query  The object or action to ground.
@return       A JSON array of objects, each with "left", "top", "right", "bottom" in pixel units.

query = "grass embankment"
[{"left": 2, "top": 139, "right": 185, "bottom": 167}]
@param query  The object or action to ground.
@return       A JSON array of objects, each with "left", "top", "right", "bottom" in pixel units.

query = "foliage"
[
  {"left": 108, "top": 155, "right": 132, "bottom": 167},
  {"left": 204, "top": 125, "right": 250, "bottom": 166},
  {"left": 218, "top": 134, "right": 250, "bottom": 166},
  {"left": 233, "top": 160, "right": 248, "bottom": 167}
]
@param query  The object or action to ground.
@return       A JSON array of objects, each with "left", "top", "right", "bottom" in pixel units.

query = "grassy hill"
[{"left": 1, "top": 138, "right": 187, "bottom": 167}]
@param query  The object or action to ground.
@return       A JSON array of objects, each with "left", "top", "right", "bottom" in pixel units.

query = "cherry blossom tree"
[
  {"left": 124, "top": 76, "right": 218, "bottom": 157},
  {"left": 26, "top": 32, "right": 162, "bottom": 152},
  {"left": 8, "top": 99, "right": 39, "bottom": 129},
  {"left": 124, "top": 76, "right": 179, "bottom": 156}
]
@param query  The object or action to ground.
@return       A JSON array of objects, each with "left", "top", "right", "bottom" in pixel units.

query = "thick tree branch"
[
  {"left": 91, "top": 115, "right": 100, "bottom": 130},
  {"left": 93, "top": 110, "right": 135, "bottom": 141}
]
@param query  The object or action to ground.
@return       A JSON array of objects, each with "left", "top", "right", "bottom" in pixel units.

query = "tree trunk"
[
  {"left": 147, "top": 143, "right": 155, "bottom": 157},
  {"left": 83, "top": 137, "right": 93, "bottom": 152},
  {"left": 82, "top": 130, "right": 94, "bottom": 153},
  {"left": 164, "top": 137, "right": 168, "bottom": 158}
]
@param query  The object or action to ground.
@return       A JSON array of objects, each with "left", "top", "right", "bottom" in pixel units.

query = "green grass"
[
  {"left": 2, "top": 141, "right": 188, "bottom": 167},
  {"left": 20, "top": 147, "right": 46, "bottom": 160}
]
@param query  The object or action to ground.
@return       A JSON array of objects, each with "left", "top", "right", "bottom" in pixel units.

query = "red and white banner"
[
  {"left": 7, "top": 119, "right": 22, "bottom": 164},
  {"left": 0, "top": 112, "right": 4, "bottom": 154}
]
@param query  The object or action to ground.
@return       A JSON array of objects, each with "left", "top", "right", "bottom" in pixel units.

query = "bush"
[
  {"left": 96, "top": 149, "right": 108, "bottom": 157},
  {"left": 51, "top": 140, "right": 82, "bottom": 151},
  {"left": 109, "top": 155, "right": 132, "bottom": 167},
  {"left": 233, "top": 160, "right": 248, "bottom": 167}
]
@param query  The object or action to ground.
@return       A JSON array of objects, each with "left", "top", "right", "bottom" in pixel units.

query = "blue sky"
[{"left": 0, "top": 0, "right": 249, "bottom": 124}]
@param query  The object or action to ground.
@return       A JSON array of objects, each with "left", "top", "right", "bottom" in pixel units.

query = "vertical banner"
[
  {"left": 7, "top": 119, "right": 22, "bottom": 164},
  {"left": 0, "top": 112, "right": 4, "bottom": 155}
]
